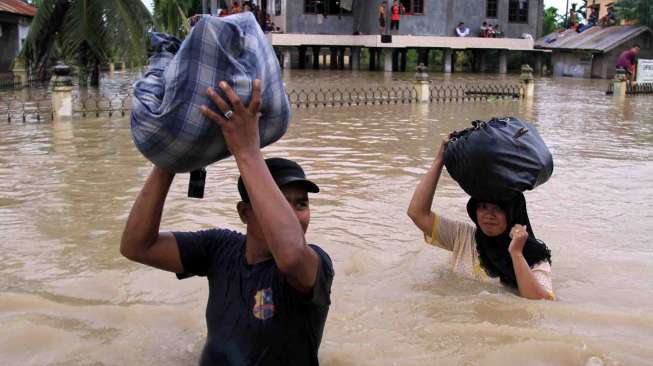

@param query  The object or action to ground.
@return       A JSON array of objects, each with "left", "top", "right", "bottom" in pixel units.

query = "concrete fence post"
[
  {"left": 414, "top": 63, "right": 430, "bottom": 103},
  {"left": 51, "top": 61, "right": 74, "bottom": 121},
  {"left": 612, "top": 68, "right": 628, "bottom": 98},
  {"left": 12, "top": 57, "right": 28, "bottom": 88},
  {"left": 520, "top": 64, "right": 534, "bottom": 99}
]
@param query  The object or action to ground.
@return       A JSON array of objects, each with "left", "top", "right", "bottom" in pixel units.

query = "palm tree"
[
  {"left": 153, "top": 0, "right": 203, "bottom": 38},
  {"left": 21, "top": 0, "right": 152, "bottom": 87}
]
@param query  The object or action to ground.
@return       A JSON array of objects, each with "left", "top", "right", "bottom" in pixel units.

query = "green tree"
[
  {"left": 21, "top": 0, "right": 152, "bottom": 86},
  {"left": 153, "top": 0, "right": 203, "bottom": 38},
  {"left": 543, "top": 6, "right": 563, "bottom": 35},
  {"left": 614, "top": 0, "right": 653, "bottom": 29}
]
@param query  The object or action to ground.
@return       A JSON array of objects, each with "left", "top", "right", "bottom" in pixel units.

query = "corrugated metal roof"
[
  {"left": 535, "top": 25, "right": 651, "bottom": 53},
  {"left": 0, "top": 0, "right": 37, "bottom": 17}
]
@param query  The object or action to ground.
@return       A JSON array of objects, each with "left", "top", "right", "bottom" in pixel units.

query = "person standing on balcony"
[
  {"left": 378, "top": 1, "right": 387, "bottom": 34},
  {"left": 390, "top": 0, "right": 404, "bottom": 34}
]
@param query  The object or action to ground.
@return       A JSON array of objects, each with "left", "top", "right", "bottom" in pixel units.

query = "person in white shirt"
[
  {"left": 407, "top": 137, "right": 555, "bottom": 300},
  {"left": 456, "top": 22, "right": 470, "bottom": 37}
]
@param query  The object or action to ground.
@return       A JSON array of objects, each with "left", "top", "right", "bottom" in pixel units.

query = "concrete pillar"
[
  {"left": 443, "top": 49, "right": 453, "bottom": 73},
  {"left": 109, "top": 62, "right": 115, "bottom": 75},
  {"left": 298, "top": 46, "right": 307, "bottom": 69},
  {"left": 338, "top": 47, "right": 345, "bottom": 70},
  {"left": 376, "top": 49, "right": 382, "bottom": 71},
  {"left": 383, "top": 48, "right": 393, "bottom": 72},
  {"left": 392, "top": 50, "right": 399, "bottom": 72},
  {"left": 612, "top": 69, "right": 628, "bottom": 99},
  {"left": 51, "top": 62, "right": 74, "bottom": 121},
  {"left": 330, "top": 47, "right": 338, "bottom": 69},
  {"left": 121, "top": 61, "right": 126, "bottom": 71},
  {"left": 400, "top": 49, "right": 407, "bottom": 72},
  {"left": 312, "top": 46, "right": 321, "bottom": 69},
  {"left": 414, "top": 63, "right": 430, "bottom": 103},
  {"left": 11, "top": 57, "right": 28, "bottom": 88},
  {"left": 472, "top": 51, "right": 481, "bottom": 72},
  {"left": 418, "top": 49, "right": 429, "bottom": 67},
  {"left": 533, "top": 53, "right": 543, "bottom": 76},
  {"left": 520, "top": 64, "right": 534, "bottom": 99},
  {"left": 351, "top": 47, "right": 361, "bottom": 71},
  {"left": 283, "top": 48, "right": 291, "bottom": 69},
  {"left": 498, "top": 50, "right": 508, "bottom": 74},
  {"left": 479, "top": 51, "right": 488, "bottom": 73}
]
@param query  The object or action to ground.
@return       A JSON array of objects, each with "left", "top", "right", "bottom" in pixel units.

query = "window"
[
  {"left": 304, "top": 0, "right": 351, "bottom": 15},
  {"left": 399, "top": 0, "right": 424, "bottom": 15},
  {"left": 508, "top": 0, "right": 529, "bottom": 23},
  {"left": 486, "top": 0, "right": 498, "bottom": 18}
]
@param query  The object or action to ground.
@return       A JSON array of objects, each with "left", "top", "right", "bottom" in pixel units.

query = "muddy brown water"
[{"left": 1, "top": 70, "right": 652, "bottom": 365}]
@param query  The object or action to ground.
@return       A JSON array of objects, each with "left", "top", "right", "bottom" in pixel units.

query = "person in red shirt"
[
  {"left": 616, "top": 44, "right": 640, "bottom": 82},
  {"left": 390, "top": 0, "right": 405, "bottom": 34}
]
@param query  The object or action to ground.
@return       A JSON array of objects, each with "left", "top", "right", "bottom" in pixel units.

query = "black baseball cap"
[{"left": 237, "top": 158, "right": 319, "bottom": 203}]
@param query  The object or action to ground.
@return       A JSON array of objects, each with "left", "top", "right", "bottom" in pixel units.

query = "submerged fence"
[
  {"left": 1, "top": 82, "right": 525, "bottom": 122},
  {"left": 606, "top": 82, "right": 653, "bottom": 96}
]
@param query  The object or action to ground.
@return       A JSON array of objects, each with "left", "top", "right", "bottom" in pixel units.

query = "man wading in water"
[{"left": 121, "top": 80, "right": 334, "bottom": 365}]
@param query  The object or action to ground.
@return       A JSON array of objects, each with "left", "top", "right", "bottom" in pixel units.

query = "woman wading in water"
[{"left": 407, "top": 138, "right": 554, "bottom": 300}]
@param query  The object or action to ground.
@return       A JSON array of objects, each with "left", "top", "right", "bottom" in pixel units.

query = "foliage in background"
[
  {"left": 543, "top": 7, "right": 563, "bottom": 35},
  {"left": 153, "top": 0, "right": 203, "bottom": 38},
  {"left": 614, "top": 0, "right": 653, "bottom": 29},
  {"left": 20, "top": 0, "right": 152, "bottom": 86}
]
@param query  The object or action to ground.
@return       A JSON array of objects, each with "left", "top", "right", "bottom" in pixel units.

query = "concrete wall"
[
  {"left": 283, "top": 0, "right": 543, "bottom": 38},
  {"left": 0, "top": 20, "right": 19, "bottom": 72},
  {"left": 552, "top": 51, "right": 593, "bottom": 78},
  {"left": 0, "top": 14, "right": 31, "bottom": 73},
  {"left": 284, "top": 1, "right": 354, "bottom": 34}
]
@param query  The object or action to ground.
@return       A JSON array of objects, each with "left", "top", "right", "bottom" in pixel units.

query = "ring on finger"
[{"left": 224, "top": 110, "right": 234, "bottom": 120}]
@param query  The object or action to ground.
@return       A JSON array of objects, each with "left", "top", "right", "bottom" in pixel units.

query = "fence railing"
[
  {"left": 287, "top": 86, "right": 418, "bottom": 108},
  {"left": 430, "top": 84, "right": 523, "bottom": 103},
  {"left": 0, "top": 99, "right": 53, "bottom": 123},
  {"left": 1, "top": 82, "right": 526, "bottom": 122},
  {"left": 606, "top": 82, "right": 653, "bottom": 96},
  {"left": 73, "top": 94, "right": 133, "bottom": 117},
  {"left": 0, "top": 73, "right": 51, "bottom": 90}
]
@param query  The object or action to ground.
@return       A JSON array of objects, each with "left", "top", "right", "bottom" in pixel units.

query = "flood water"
[{"left": 1, "top": 70, "right": 652, "bottom": 365}]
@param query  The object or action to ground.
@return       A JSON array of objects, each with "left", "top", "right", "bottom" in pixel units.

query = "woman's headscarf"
[{"left": 466, "top": 193, "right": 551, "bottom": 288}]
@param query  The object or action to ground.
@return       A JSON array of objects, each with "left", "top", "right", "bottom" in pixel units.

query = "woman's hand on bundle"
[
  {"left": 508, "top": 224, "right": 528, "bottom": 255},
  {"left": 200, "top": 80, "right": 262, "bottom": 159},
  {"left": 434, "top": 135, "right": 449, "bottom": 164}
]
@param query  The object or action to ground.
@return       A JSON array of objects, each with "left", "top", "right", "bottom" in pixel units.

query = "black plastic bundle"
[{"left": 444, "top": 117, "right": 554, "bottom": 202}]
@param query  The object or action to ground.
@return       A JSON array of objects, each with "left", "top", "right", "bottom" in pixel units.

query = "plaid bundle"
[{"left": 131, "top": 12, "right": 291, "bottom": 173}]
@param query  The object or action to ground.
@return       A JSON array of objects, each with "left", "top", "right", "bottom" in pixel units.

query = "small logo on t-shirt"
[{"left": 253, "top": 288, "right": 274, "bottom": 320}]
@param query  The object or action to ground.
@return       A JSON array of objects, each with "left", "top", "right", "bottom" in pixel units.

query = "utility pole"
[
  {"left": 564, "top": 0, "right": 570, "bottom": 28},
  {"left": 202, "top": 0, "right": 208, "bottom": 14}
]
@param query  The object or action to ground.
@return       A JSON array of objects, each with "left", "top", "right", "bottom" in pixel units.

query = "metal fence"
[
  {"left": 430, "top": 84, "right": 523, "bottom": 103},
  {"left": 0, "top": 73, "right": 51, "bottom": 90},
  {"left": 2, "top": 82, "right": 526, "bottom": 122},
  {"left": 73, "top": 94, "right": 133, "bottom": 117},
  {"left": 0, "top": 99, "right": 53, "bottom": 123},
  {"left": 287, "top": 86, "right": 418, "bottom": 108},
  {"left": 606, "top": 82, "right": 653, "bottom": 96}
]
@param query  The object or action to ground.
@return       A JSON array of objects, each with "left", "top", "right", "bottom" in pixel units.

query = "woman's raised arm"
[{"left": 407, "top": 137, "right": 448, "bottom": 236}]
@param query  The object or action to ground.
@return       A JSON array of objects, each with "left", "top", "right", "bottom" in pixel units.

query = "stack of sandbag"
[
  {"left": 444, "top": 117, "right": 553, "bottom": 202},
  {"left": 131, "top": 12, "right": 291, "bottom": 173}
]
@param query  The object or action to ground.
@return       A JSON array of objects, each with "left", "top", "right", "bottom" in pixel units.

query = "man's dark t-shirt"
[{"left": 173, "top": 229, "right": 334, "bottom": 366}]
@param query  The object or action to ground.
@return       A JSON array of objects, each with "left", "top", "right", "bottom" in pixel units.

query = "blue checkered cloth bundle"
[{"left": 131, "top": 12, "right": 291, "bottom": 173}]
